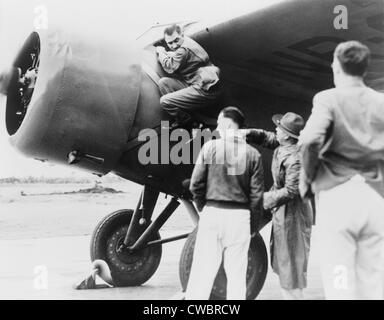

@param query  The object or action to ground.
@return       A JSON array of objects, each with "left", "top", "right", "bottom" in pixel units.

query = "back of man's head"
[
  {"left": 164, "top": 24, "right": 182, "bottom": 36},
  {"left": 334, "top": 41, "right": 371, "bottom": 77},
  {"left": 220, "top": 106, "right": 245, "bottom": 129}
]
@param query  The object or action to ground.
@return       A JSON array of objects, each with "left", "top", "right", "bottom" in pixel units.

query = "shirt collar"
[
  {"left": 219, "top": 129, "right": 246, "bottom": 141},
  {"left": 336, "top": 76, "right": 366, "bottom": 89}
]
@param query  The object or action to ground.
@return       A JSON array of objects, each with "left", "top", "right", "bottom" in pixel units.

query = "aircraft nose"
[{"left": 5, "top": 30, "right": 143, "bottom": 176}]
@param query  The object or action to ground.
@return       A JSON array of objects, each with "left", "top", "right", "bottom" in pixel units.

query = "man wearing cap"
[
  {"left": 186, "top": 106, "right": 264, "bottom": 300},
  {"left": 246, "top": 112, "right": 313, "bottom": 300},
  {"left": 299, "top": 41, "right": 384, "bottom": 299},
  {"left": 155, "top": 24, "right": 221, "bottom": 130}
]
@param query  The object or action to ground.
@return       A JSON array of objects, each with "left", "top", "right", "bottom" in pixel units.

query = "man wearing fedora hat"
[{"left": 246, "top": 112, "right": 313, "bottom": 300}]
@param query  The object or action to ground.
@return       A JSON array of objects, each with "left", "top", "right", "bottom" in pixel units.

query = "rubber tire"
[
  {"left": 90, "top": 209, "right": 162, "bottom": 286},
  {"left": 179, "top": 227, "right": 268, "bottom": 300}
]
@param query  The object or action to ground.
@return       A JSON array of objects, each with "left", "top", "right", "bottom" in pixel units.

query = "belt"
[{"left": 205, "top": 200, "right": 249, "bottom": 210}]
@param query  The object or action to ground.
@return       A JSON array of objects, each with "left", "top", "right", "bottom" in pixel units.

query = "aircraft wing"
[{"left": 188, "top": 0, "right": 384, "bottom": 102}]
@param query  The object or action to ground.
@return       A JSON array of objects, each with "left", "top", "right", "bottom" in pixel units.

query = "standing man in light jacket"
[
  {"left": 186, "top": 106, "right": 264, "bottom": 300},
  {"left": 299, "top": 41, "right": 384, "bottom": 299},
  {"left": 246, "top": 112, "right": 313, "bottom": 300},
  {"left": 156, "top": 24, "right": 221, "bottom": 129}
]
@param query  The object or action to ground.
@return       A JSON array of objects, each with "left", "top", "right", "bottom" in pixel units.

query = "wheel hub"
[{"left": 106, "top": 226, "right": 151, "bottom": 272}]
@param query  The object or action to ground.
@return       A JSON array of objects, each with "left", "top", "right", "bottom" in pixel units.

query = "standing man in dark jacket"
[
  {"left": 246, "top": 112, "right": 313, "bottom": 300},
  {"left": 186, "top": 106, "right": 264, "bottom": 300},
  {"left": 299, "top": 41, "right": 384, "bottom": 300},
  {"left": 156, "top": 24, "right": 221, "bottom": 129}
]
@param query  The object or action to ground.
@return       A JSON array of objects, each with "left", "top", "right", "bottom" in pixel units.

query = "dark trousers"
[{"left": 158, "top": 77, "right": 221, "bottom": 124}]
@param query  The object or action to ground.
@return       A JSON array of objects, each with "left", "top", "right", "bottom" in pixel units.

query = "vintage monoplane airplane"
[{"left": 0, "top": 0, "right": 383, "bottom": 299}]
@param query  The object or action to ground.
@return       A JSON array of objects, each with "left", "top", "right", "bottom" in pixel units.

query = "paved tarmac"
[{"left": 0, "top": 182, "right": 324, "bottom": 299}]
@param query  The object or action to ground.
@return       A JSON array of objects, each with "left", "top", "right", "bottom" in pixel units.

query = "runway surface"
[{"left": 0, "top": 181, "right": 324, "bottom": 299}]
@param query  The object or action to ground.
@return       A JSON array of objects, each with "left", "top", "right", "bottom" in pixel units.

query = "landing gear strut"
[
  {"left": 90, "top": 184, "right": 269, "bottom": 299},
  {"left": 90, "top": 185, "right": 189, "bottom": 286}
]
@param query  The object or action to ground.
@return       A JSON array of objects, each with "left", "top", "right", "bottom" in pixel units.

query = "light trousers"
[
  {"left": 185, "top": 207, "right": 251, "bottom": 300},
  {"left": 317, "top": 175, "right": 384, "bottom": 299},
  {"left": 281, "top": 288, "right": 304, "bottom": 300}
]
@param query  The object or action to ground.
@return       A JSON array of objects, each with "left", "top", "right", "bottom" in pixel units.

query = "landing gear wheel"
[
  {"left": 90, "top": 209, "right": 162, "bottom": 286},
  {"left": 179, "top": 228, "right": 268, "bottom": 300}
]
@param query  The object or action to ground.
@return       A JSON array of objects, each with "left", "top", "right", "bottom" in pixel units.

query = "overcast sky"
[{"left": 0, "top": 0, "right": 283, "bottom": 177}]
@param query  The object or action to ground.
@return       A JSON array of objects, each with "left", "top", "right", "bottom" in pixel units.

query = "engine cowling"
[{"left": 5, "top": 30, "right": 143, "bottom": 175}]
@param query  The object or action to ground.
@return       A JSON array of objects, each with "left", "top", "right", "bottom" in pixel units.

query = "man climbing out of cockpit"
[{"left": 155, "top": 24, "right": 221, "bottom": 130}]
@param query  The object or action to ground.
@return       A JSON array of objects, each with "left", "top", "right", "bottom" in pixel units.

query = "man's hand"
[
  {"left": 155, "top": 46, "right": 166, "bottom": 55},
  {"left": 299, "top": 173, "right": 313, "bottom": 199},
  {"left": 262, "top": 192, "right": 274, "bottom": 211}
]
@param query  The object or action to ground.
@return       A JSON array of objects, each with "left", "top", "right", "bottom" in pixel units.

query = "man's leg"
[
  {"left": 355, "top": 183, "right": 384, "bottom": 299},
  {"left": 280, "top": 288, "right": 304, "bottom": 300},
  {"left": 160, "top": 85, "right": 220, "bottom": 126},
  {"left": 185, "top": 209, "right": 223, "bottom": 300},
  {"left": 158, "top": 77, "right": 188, "bottom": 96},
  {"left": 222, "top": 210, "right": 250, "bottom": 300},
  {"left": 356, "top": 234, "right": 384, "bottom": 299},
  {"left": 317, "top": 181, "right": 358, "bottom": 299}
]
